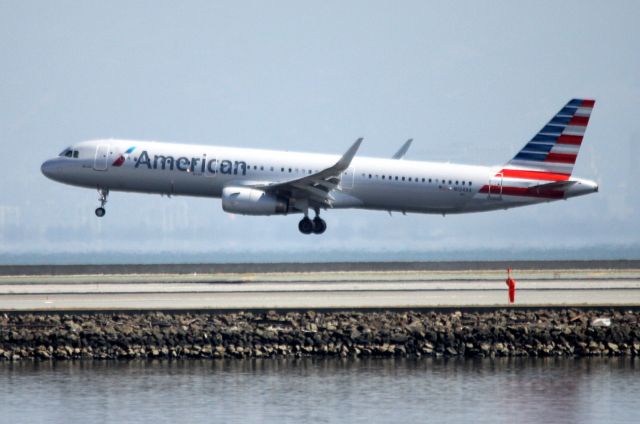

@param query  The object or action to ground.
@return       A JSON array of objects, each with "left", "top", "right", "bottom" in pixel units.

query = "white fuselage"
[{"left": 41, "top": 139, "right": 598, "bottom": 215}]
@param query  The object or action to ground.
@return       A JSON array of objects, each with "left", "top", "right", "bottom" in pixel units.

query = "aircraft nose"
[{"left": 41, "top": 159, "right": 61, "bottom": 180}]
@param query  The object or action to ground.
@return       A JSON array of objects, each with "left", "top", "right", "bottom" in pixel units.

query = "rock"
[
  {"left": 406, "top": 321, "right": 425, "bottom": 336},
  {"left": 421, "top": 342, "right": 434, "bottom": 354},
  {"left": 350, "top": 329, "right": 361, "bottom": 341},
  {"left": 391, "top": 334, "right": 409, "bottom": 344},
  {"left": 36, "top": 348, "right": 50, "bottom": 360},
  {"left": 591, "top": 317, "right": 611, "bottom": 327}
]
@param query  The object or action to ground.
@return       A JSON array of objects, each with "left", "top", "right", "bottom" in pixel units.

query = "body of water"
[{"left": 0, "top": 358, "right": 637, "bottom": 423}]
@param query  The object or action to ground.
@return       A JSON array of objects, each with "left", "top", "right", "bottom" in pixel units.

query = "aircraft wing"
[{"left": 250, "top": 138, "right": 363, "bottom": 208}]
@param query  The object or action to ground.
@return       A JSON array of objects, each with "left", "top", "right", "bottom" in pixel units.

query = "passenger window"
[
  {"left": 469, "top": 182, "right": 472, "bottom": 186},
  {"left": 395, "top": 176, "right": 398, "bottom": 180},
  {"left": 402, "top": 177, "right": 405, "bottom": 181},
  {"left": 369, "top": 174, "right": 372, "bottom": 179},
  {"left": 429, "top": 178, "right": 432, "bottom": 183},
  {"left": 408, "top": 177, "right": 412, "bottom": 182}
]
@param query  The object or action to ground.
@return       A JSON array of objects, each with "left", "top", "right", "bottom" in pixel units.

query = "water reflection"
[{"left": 1, "top": 358, "right": 638, "bottom": 423}]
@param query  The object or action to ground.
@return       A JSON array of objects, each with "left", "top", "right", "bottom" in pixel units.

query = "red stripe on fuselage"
[
  {"left": 479, "top": 185, "right": 565, "bottom": 199},
  {"left": 498, "top": 169, "right": 571, "bottom": 181}
]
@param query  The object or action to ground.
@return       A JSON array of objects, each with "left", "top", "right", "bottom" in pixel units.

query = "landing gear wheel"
[
  {"left": 95, "top": 188, "right": 109, "bottom": 218},
  {"left": 298, "top": 217, "right": 313, "bottom": 234},
  {"left": 312, "top": 217, "right": 326, "bottom": 234}
]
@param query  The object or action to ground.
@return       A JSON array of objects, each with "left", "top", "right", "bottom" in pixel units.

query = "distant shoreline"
[{"left": 1, "top": 259, "right": 639, "bottom": 276}]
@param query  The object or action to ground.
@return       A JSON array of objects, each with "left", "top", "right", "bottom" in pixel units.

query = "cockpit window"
[{"left": 58, "top": 148, "right": 79, "bottom": 158}]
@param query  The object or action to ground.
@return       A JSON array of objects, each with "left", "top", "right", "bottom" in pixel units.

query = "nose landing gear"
[
  {"left": 95, "top": 188, "right": 109, "bottom": 217},
  {"left": 298, "top": 209, "right": 327, "bottom": 235}
]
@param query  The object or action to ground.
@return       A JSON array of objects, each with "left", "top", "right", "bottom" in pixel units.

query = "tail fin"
[{"left": 502, "top": 99, "right": 595, "bottom": 180}]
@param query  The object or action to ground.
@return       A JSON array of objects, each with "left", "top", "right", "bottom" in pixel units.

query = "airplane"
[{"left": 41, "top": 98, "right": 598, "bottom": 234}]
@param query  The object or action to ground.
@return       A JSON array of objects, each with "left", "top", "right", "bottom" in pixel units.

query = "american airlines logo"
[
  {"left": 134, "top": 150, "right": 248, "bottom": 175},
  {"left": 112, "top": 146, "right": 136, "bottom": 167}
]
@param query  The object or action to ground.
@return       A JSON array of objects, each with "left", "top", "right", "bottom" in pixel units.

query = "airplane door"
[
  {"left": 488, "top": 173, "right": 503, "bottom": 200},
  {"left": 341, "top": 167, "right": 354, "bottom": 190},
  {"left": 93, "top": 144, "right": 109, "bottom": 171}
]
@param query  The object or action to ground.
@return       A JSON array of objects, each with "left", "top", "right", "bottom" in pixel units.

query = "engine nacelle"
[{"left": 221, "top": 186, "right": 289, "bottom": 215}]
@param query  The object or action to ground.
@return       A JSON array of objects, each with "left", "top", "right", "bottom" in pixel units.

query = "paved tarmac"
[{"left": 1, "top": 267, "right": 639, "bottom": 311}]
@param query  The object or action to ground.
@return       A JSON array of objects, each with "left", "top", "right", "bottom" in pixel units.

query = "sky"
[{"left": 1, "top": 1, "right": 639, "bottom": 263}]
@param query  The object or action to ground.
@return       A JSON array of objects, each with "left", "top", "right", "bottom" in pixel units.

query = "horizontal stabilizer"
[{"left": 528, "top": 180, "right": 576, "bottom": 191}]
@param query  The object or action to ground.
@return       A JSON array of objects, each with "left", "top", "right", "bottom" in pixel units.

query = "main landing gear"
[
  {"left": 298, "top": 210, "right": 327, "bottom": 235},
  {"left": 95, "top": 188, "right": 109, "bottom": 217}
]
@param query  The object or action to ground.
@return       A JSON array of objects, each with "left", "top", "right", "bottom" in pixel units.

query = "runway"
[{"left": 1, "top": 265, "right": 639, "bottom": 311}]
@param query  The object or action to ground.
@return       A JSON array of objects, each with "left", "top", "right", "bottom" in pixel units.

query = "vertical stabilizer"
[{"left": 503, "top": 99, "right": 595, "bottom": 180}]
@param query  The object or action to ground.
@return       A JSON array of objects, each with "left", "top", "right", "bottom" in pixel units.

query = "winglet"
[
  {"left": 392, "top": 138, "right": 413, "bottom": 159},
  {"left": 334, "top": 138, "right": 363, "bottom": 171}
]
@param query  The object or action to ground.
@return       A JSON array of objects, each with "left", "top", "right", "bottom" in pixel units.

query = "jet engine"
[{"left": 221, "top": 186, "right": 289, "bottom": 215}]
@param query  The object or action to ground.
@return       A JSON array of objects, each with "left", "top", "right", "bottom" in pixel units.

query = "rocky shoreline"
[{"left": 1, "top": 309, "right": 639, "bottom": 360}]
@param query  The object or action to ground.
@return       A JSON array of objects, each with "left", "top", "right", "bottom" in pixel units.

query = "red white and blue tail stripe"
[
  {"left": 504, "top": 98, "right": 594, "bottom": 179},
  {"left": 479, "top": 99, "right": 595, "bottom": 200}
]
